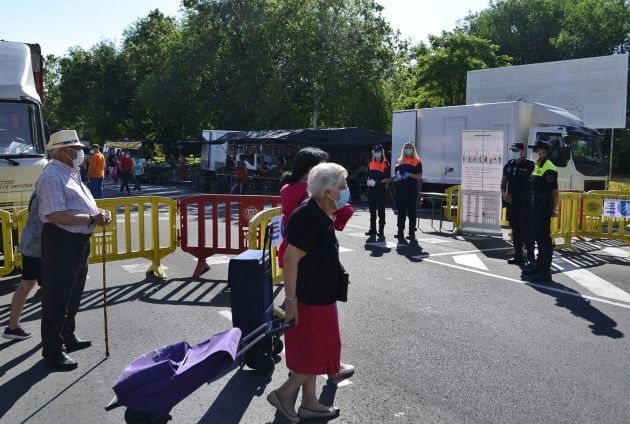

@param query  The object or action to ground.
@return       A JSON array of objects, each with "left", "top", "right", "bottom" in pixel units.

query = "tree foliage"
[
  {"left": 393, "top": 31, "right": 511, "bottom": 109},
  {"left": 461, "top": 0, "right": 630, "bottom": 64}
]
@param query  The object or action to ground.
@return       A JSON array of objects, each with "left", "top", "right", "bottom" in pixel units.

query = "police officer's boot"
[
  {"left": 395, "top": 229, "right": 405, "bottom": 239},
  {"left": 378, "top": 223, "right": 385, "bottom": 239},
  {"left": 365, "top": 227, "right": 377, "bottom": 236}
]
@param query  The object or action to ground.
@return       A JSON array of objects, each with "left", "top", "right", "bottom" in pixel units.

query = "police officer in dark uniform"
[
  {"left": 522, "top": 139, "right": 560, "bottom": 283},
  {"left": 501, "top": 142, "right": 535, "bottom": 266},
  {"left": 394, "top": 141, "right": 422, "bottom": 240},
  {"left": 365, "top": 144, "right": 390, "bottom": 238}
]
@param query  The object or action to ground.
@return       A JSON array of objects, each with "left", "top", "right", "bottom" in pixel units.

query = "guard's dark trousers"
[
  {"left": 508, "top": 206, "right": 535, "bottom": 262},
  {"left": 41, "top": 224, "right": 91, "bottom": 359},
  {"left": 532, "top": 209, "right": 553, "bottom": 276},
  {"left": 368, "top": 185, "right": 386, "bottom": 232},
  {"left": 395, "top": 188, "right": 417, "bottom": 233}
]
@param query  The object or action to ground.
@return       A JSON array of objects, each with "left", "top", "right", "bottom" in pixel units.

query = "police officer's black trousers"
[
  {"left": 508, "top": 206, "right": 535, "bottom": 262},
  {"left": 40, "top": 224, "right": 91, "bottom": 359},
  {"left": 532, "top": 209, "right": 553, "bottom": 276},
  {"left": 395, "top": 188, "right": 417, "bottom": 233},
  {"left": 368, "top": 185, "right": 386, "bottom": 231}
]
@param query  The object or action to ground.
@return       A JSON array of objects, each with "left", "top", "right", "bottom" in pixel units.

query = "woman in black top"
[{"left": 266, "top": 162, "right": 349, "bottom": 423}]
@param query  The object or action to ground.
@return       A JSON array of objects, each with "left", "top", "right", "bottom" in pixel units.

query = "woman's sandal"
[
  {"left": 267, "top": 390, "right": 300, "bottom": 423},
  {"left": 298, "top": 405, "right": 340, "bottom": 419}
]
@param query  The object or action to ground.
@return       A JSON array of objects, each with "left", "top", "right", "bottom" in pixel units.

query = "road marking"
[
  {"left": 191, "top": 255, "right": 232, "bottom": 265},
  {"left": 365, "top": 241, "right": 398, "bottom": 249},
  {"left": 563, "top": 269, "right": 630, "bottom": 303},
  {"left": 417, "top": 238, "right": 452, "bottom": 244},
  {"left": 551, "top": 262, "right": 565, "bottom": 271},
  {"left": 601, "top": 247, "right": 629, "bottom": 258},
  {"left": 422, "top": 258, "right": 630, "bottom": 310},
  {"left": 453, "top": 254, "right": 489, "bottom": 271},
  {"left": 339, "top": 246, "right": 354, "bottom": 253},
  {"left": 411, "top": 246, "right": 512, "bottom": 260},
  {"left": 218, "top": 310, "right": 233, "bottom": 321},
  {"left": 121, "top": 263, "right": 168, "bottom": 273}
]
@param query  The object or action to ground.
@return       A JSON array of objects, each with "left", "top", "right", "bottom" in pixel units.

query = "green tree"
[
  {"left": 393, "top": 31, "right": 511, "bottom": 109},
  {"left": 461, "top": 0, "right": 630, "bottom": 64},
  {"left": 55, "top": 42, "right": 131, "bottom": 142}
]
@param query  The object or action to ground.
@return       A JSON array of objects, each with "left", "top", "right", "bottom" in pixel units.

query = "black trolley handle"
[{"left": 236, "top": 318, "right": 294, "bottom": 359}]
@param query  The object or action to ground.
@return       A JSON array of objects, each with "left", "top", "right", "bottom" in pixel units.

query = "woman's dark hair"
[{"left": 281, "top": 147, "right": 329, "bottom": 185}]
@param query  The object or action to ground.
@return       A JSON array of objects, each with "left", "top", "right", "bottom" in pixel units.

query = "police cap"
[
  {"left": 528, "top": 139, "right": 551, "bottom": 150},
  {"left": 511, "top": 142, "right": 525, "bottom": 150}
]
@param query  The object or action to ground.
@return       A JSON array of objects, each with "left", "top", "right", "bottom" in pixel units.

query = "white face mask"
[
  {"left": 531, "top": 151, "right": 539, "bottom": 162},
  {"left": 511, "top": 151, "right": 520, "bottom": 160},
  {"left": 373, "top": 152, "right": 382, "bottom": 159},
  {"left": 69, "top": 149, "right": 85, "bottom": 167}
]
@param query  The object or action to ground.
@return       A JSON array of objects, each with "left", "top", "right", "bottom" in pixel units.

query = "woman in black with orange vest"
[
  {"left": 365, "top": 144, "right": 390, "bottom": 238},
  {"left": 394, "top": 141, "right": 422, "bottom": 240}
]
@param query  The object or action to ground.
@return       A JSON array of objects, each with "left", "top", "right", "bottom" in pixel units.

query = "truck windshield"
[
  {"left": 0, "top": 102, "right": 40, "bottom": 155},
  {"left": 567, "top": 134, "right": 604, "bottom": 164}
]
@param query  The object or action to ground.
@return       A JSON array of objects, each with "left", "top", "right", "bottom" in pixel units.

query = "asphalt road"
[{"left": 1, "top": 182, "right": 629, "bottom": 424}]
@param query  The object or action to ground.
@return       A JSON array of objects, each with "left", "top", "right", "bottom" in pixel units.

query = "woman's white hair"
[{"left": 307, "top": 162, "right": 348, "bottom": 200}]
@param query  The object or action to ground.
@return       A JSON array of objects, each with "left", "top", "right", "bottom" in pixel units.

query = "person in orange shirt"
[{"left": 88, "top": 144, "right": 106, "bottom": 198}]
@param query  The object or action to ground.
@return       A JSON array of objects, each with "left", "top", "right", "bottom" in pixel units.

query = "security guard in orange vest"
[
  {"left": 394, "top": 141, "right": 422, "bottom": 240},
  {"left": 522, "top": 139, "right": 560, "bottom": 283},
  {"left": 365, "top": 144, "right": 391, "bottom": 238}
]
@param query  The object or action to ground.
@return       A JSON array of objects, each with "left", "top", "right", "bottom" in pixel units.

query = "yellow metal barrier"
[
  {"left": 580, "top": 192, "right": 630, "bottom": 245},
  {"left": 444, "top": 185, "right": 462, "bottom": 233},
  {"left": 550, "top": 192, "right": 582, "bottom": 250},
  {"left": 248, "top": 206, "right": 283, "bottom": 285},
  {"left": 609, "top": 181, "right": 630, "bottom": 193},
  {"left": 89, "top": 196, "right": 178, "bottom": 279},
  {"left": 12, "top": 208, "right": 29, "bottom": 270},
  {"left": 0, "top": 209, "right": 15, "bottom": 277}
]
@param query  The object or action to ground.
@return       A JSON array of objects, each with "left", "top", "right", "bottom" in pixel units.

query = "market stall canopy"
[{"left": 213, "top": 127, "right": 391, "bottom": 149}]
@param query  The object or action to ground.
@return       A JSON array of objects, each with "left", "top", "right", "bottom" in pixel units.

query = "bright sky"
[{"left": 1, "top": 0, "right": 491, "bottom": 57}]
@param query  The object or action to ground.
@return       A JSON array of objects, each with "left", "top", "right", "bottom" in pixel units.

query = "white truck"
[
  {"left": 0, "top": 41, "right": 48, "bottom": 212},
  {"left": 392, "top": 101, "right": 608, "bottom": 191}
]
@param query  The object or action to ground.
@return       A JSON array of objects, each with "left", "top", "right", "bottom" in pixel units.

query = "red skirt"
[{"left": 285, "top": 303, "right": 341, "bottom": 375}]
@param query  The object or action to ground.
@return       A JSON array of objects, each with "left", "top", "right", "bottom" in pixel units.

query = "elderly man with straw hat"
[{"left": 36, "top": 130, "right": 112, "bottom": 370}]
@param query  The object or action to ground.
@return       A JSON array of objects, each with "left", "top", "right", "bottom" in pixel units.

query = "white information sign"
[
  {"left": 461, "top": 130, "right": 504, "bottom": 235},
  {"left": 604, "top": 199, "right": 630, "bottom": 218},
  {"left": 466, "top": 54, "right": 628, "bottom": 129},
  {"left": 270, "top": 215, "right": 284, "bottom": 247}
]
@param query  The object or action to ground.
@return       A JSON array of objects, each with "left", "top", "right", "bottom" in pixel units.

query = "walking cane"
[{"left": 102, "top": 224, "right": 110, "bottom": 357}]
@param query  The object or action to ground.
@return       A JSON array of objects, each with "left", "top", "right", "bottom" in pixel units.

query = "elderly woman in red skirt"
[{"left": 267, "top": 162, "right": 351, "bottom": 423}]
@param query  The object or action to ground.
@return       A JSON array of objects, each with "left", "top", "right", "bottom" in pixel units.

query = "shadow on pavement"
[
  {"left": 0, "top": 351, "right": 50, "bottom": 421},
  {"left": 395, "top": 239, "right": 427, "bottom": 262},
  {"left": 198, "top": 368, "right": 272, "bottom": 423},
  {"left": 528, "top": 281, "right": 624, "bottom": 339},
  {"left": 11, "top": 357, "right": 109, "bottom": 423},
  {"left": 363, "top": 235, "right": 391, "bottom": 257},
  {"left": 3, "top": 277, "right": 233, "bottom": 328}
]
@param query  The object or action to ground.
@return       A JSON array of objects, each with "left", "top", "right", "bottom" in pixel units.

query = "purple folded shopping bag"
[{"left": 112, "top": 328, "right": 241, "bottom": 416}]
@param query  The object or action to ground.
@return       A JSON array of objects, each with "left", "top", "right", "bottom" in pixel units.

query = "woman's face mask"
[
  {"left": 404, "top": 148, "right": 413, "bottom": 156},
  {"left": 373, "top": 152, "right": 382, "bottom": 159},
  {"left": 333, "top": 187, "right": 350, "bottom": 210}
]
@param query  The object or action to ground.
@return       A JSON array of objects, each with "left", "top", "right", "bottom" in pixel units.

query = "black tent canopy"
[{"left": 213, "top": 127, "right": 391, "bottom": 149}]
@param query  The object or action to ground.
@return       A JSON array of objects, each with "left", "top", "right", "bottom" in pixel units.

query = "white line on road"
[
  {"left": 218, "top": 310, "right": 233, "bottom": 321},
  {"left": 563, "top": 269, "right": 630, "bottom": 303},
  {"left": 422, "top": 258, "right": 630, "bottom": 310},
  {"left": 453, "top": 254, "right": 489, "bottom": 271},
  {"left": 411, "top": 246, "right": 512, "bottom": 260}
]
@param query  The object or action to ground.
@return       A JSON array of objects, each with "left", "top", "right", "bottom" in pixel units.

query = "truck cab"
[
  {"left": 528, "top": 125, "right": 607, "bottom": 191},
  {"left": 0, "top": 41, "right": 48, "bottom": 212}
]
